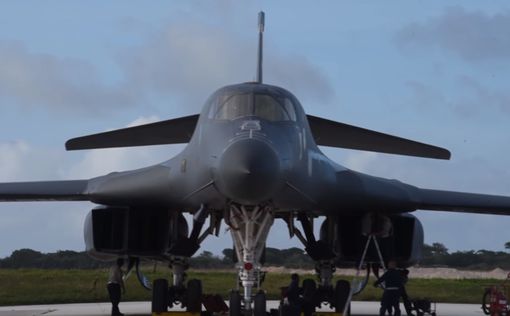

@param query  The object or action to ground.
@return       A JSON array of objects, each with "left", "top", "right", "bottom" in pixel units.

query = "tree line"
[{"left": 1, "top": 243, "right": 510, "bottom": 270}]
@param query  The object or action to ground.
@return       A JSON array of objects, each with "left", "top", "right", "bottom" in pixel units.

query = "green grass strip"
[{"left": 0, "top": 269, "right": 497, "bottom": 306}]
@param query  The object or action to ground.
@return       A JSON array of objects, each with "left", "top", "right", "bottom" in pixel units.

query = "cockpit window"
[{"left": 208, "top": 92, "right": 297, "bottom": 122}]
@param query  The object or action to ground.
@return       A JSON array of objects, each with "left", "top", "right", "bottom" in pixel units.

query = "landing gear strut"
[
  {"left": 151, "top": 206, "right": 222, "bottom": 314},
  {"left": 285, "top": 214, "right": 351, "bottom": 314},
  {"left": 227, "top": 204, "right": 273, "bottom": 316},
  {"left": 152, "top": 257, "right": 203, "bottom": 313}
]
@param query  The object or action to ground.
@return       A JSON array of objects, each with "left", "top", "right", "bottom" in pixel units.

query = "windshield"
[{"left": 209, "top": 93, "right": 297, "bottom": 122}]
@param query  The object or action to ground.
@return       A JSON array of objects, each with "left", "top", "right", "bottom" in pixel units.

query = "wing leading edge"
[
  {"left": 0, "top": 180, "right": 89, "bottom": 202},
  {"left": 335, "top": 171, "right": 510, "bottom": 216},
  {"left": 416, "top": 188, "right": 510, "bottom": 215},
  {"left": 66, "top": 114, "right": 199, "bottom": 151},
  {"left": 307, "top": 115, "right": 451, "bottom": 160}
]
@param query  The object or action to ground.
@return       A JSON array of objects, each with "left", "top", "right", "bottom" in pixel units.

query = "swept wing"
[
  {"left": 0, "top": 180, "right": 89, "bottom": 202},
  {"left": 308, "top": 115, "right": 451, "bottom": 160}
]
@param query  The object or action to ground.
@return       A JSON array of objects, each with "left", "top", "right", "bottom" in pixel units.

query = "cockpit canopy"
[{"left": 206, "top": 83, "right": 301, "bottom": 122}]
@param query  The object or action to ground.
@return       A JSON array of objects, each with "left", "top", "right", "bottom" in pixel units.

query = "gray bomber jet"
[{"left": 2, "top": 12, "right": 510, "bottom": 315}]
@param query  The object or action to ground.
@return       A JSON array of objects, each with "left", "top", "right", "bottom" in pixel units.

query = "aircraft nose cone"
[{"left": 217, "top": 139, "right": 281, "bottom": 204}]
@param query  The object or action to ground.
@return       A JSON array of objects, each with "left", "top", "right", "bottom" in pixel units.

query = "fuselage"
[{"left": 87, "top": 82, "right": 419, "bottom": 215}]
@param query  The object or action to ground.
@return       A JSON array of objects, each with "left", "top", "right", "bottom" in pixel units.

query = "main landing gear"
[
  {"left": 284, "top": 214, "right": 351, "bottom": 315},
  {"left": 282, "top": 213, "right": 393, "bottom": 316},
  {"left": 152, "top": 257, "right": 204, "bottom": 313},
  {"left": 152, "top": 206, "right": 222, "bottom": 314}
]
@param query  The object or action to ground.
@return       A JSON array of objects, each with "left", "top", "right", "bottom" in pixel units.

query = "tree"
[
  {"left": 504, "top": 241, "right": 510, "bottom": 250},
  {"left": 430, "top": 242, "right": 449, "bottom": 256}
]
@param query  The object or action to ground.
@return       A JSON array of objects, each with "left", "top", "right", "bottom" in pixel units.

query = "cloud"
[
  {"left": 0, "top": 141, "right": 68, "bottom": 181},
  {"left": 118, "top": 20, "right": 335, "bottom": 111},
  {"left": 343, "top": 151, "right": 379, "bottom": 172},
  {"left": 0, "top": 41, "right": 137, "bottom": 115},
  {"left": 0, "top": 16, "right": 335, "bottom": 116},
  {"left": 0, "top": 140, "right": 92, "bottom": 257},
  {"left": 0, "top": 141, "right": 30, "bottom": 181},
  {"left": 395, "top": 6, "right": 510, "bottom": 62}
]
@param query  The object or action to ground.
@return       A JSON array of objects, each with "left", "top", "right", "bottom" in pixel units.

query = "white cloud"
[
  {"left": 0, "top": 41, "right": 137, "bottom": 115},
  {"left": 0, "top": 141, "right": 30, "bottom": 181},
  {"left": 343, "top": 151, "right": 379, "bottom": 173},
  {"left": 0, "top": 141, "right": 69, "bottom": 181},
  {"left": 118, "top": 20, "right": 335, "bottom": 111}
]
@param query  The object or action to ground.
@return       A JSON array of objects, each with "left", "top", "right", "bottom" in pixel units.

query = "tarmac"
[{"left": 0, "top": 301, "right": 486, "bottom": 316}]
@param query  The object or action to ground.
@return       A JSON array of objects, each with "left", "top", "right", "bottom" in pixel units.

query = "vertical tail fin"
[{"left": 256, "top": 11, "right": 265, "bottom": 83}]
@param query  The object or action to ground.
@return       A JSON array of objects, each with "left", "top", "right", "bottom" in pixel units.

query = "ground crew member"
[
  {"left": 284, "top": 273, "right": 302, "bottom": 316},
  {"left": 400, "top": 268, "right": 414, "bottom": 316},
  {"left": 374, "top": 260, "right": 404, "bottom": 316},
  {"left": 107, "top": 258, "right": 125, "bottom": 316}
]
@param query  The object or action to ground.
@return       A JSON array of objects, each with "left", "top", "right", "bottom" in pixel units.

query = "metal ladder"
[{"left": 342, "top": 235, "right": 386, "bottom": 315}]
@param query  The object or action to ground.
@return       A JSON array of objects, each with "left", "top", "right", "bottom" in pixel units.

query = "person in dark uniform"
[
  {"left": 284, "top": 273, "right": 302, "bottom": 316},
  {"left": 107, "top": 258, "right": 125, "bottom": 316},
  {"left": 287, "top": 273, "right": 300, "bottom": 305},
  {"left": 399, "top": 268, "right": 414, "bottom": 316},
  {"left": 374, "top": 260, "right": 404, "bottom": 316}
]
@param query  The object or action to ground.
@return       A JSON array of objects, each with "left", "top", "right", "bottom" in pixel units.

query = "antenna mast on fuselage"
[{"left": 256, "top": 11, "right": 265, "bottom": 84}]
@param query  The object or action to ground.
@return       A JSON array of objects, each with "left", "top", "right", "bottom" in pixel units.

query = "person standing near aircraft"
[
  {"left": 374, "top": 260, "right": 404, "bottom": 316},
  {"left": 107, "top": 258, "right": 125, "bottom": 316},
  {"left": 400, "top": 268, "right": 414, "bottom": 316}
]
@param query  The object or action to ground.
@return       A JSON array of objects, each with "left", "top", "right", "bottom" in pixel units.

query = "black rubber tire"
[
  {"left": 152, "top": 278, "right": 169, "bottom": 313},
  {"left": 186, "top": 279, "right": 203, "bottom": 313},
  {"left": 229, "top": 290, "right": 242, "bottom": 316},
  {"left": 254, "top": 291, "right": 267, "bottom": 316},
  {"left": 334, "top": 280, "right": 350, "bottom": 314},
  {"left": 482, "top": 288, "right": 491, "bottom": 315},
  {"left": 302, "top": 279, "right": 316, "bottom": 316}
]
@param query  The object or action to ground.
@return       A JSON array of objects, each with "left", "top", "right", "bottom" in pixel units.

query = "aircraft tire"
[
  {"left": 152, "top": 278, "right": 169, "bottom": 313},
  {"left": 229, "top": 290, "right": 242, "bottom": 316},
  {"left": 254, "top": 291, "right": 267, "bottom": 316},
  {"left": 186, "top": 279, "right": 203, "bottom": 313},
  {"left": 334, "top": 280, "right": 350, "bottom": 314}
]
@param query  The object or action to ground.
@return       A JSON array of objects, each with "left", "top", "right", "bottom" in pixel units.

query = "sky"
[{"left": 1, "top": 1, "right": 510, "bottom": 258}]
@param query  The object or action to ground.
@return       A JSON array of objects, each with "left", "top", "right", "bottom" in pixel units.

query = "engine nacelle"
[
  {"left": 84, "top": 206, "right": 189, "bottom": 261},
  {"left": 320, "top": 213, "right": 424, "bottom": 267}
]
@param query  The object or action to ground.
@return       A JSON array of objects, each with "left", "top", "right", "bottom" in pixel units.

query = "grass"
[{"left": 0, "top": 268, "right": 497, "bottom": 306}]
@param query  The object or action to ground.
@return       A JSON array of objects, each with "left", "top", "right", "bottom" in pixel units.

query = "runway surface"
[{"left": 0, "top": 301, "right": 486, "bottom": 316}]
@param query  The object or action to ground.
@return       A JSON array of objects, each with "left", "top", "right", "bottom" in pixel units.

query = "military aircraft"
[{"left": 2, "top": 11, "right": 510, "bottom": 316}]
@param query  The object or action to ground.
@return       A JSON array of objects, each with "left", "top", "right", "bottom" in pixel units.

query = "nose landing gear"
[{"left": 227, "top": 204, "right": 274, "bottom": 316}]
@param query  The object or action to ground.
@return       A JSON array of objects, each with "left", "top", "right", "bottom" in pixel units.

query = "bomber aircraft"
[{"left": 2, "top": 11, "right": 510, "bottom": 316}]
